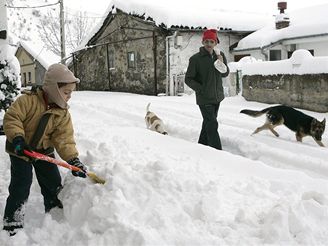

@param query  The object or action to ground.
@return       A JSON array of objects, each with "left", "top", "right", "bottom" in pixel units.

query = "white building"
[{"left": 233, "top": 3, "right": 328, "bottom": 61}]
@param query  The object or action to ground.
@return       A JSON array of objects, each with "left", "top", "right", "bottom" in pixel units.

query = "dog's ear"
[{"left": 322, "top": 118, "right": 326, "bottom": 125}]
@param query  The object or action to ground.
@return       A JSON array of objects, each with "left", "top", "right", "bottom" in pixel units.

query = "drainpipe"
[
  {"left": 153, "top": 31, "right": 158, "bottom": 95},
  {"left": 165, "top": 31, "right": 178, "bottom": 96},
  {"left": 72, "top": 53, "right": 79, "bottom": 90},
  {"left": 106, "top": 44, "right": 111, "bottom": 91},
  {"left": 261, "top": 47, "right": 269, "bottom": 61}
]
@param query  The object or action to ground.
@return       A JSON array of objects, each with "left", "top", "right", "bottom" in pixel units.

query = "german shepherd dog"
[
  {"left": 240, "top": 105, "right": 326, "bottom": 147},
  {"left": 145, "top": 103, "right": 168, "bottom": 135}
]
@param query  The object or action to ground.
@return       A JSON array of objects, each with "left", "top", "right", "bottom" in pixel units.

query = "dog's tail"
[
  {"left": 240, "top": 107, "right": 271, "bottom": 117},
  {"left": 146, "top": 103, "right": 151, "bottom": 112}
]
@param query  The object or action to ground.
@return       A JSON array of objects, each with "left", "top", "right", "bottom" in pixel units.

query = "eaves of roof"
[{"left": 233, "top": 32, "right": 328, "bottom": 53}]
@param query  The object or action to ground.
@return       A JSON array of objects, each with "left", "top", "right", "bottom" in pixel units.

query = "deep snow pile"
[{"left": 0, "top": 92, "right": 327, "bottom": 246}]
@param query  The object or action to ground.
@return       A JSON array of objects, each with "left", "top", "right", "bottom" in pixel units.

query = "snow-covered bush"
[{"left": 0, "top": 43, "right": 20, "bottom": 112}]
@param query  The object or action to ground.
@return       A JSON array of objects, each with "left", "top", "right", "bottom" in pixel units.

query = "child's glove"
[
  {"left": 67, "top": 157, "right": 87, "bottom": 178},
  {"left": 12, "top": 136, "right": 33, "bottom": 156}
]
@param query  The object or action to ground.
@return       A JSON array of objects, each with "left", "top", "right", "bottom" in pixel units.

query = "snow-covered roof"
[
  {"left": 76, "top": 0, "right": 271, "bottom": 52},
  {"left": 17, "top": 40, "right": 60, "bottom": 69},
  {"left": 235, "top": 3, "right": 328, "bottom": 51},
  {"left": 109, "top": 0, "right": 271, "bottom": 31}
]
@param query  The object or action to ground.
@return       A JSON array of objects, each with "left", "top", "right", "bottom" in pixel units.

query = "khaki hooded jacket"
[{"left": 4, "top": 89, "right": 78, "bottom": 162}]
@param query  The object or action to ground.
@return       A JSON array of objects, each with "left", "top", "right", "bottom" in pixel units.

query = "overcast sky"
[{"left": 65, "top": 0, "right": 328, "bottom": 16}]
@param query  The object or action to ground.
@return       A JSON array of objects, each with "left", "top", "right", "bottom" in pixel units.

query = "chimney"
[
  {"left": 275, "top": 2, "right": 290, "bottom": 29},
  {"left": 278, "top": 2, "right": 287, "bottom": 13}
]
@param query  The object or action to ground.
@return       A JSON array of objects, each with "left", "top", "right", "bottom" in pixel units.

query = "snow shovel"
[{"left": 23, "top": 150, "right": 106, "bottom": 184}]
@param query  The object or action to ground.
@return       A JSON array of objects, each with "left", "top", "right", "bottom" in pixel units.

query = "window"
[
  {"left": 234, "top": 54, "right": 250, "bottom": 62},
  {"left": 108, "top": 50, "right": 114, "bottom": 69},
  {"left": 28, "top": 72, "right": 32, "bottom": 84},
  {"left": 269, "top": 50, "right": 281, "bottom": 61},
  {"left": 127, "top": 51, "right": 136, "bottom": 68},
  {"left": 23, "top": 72, "right": 27, "bottom": 86},
  {"left": 287, "top": 51, "right": 293, "bottom": 59},
  {"left": 290, "top": 44, "right": 296, "bottom": 52}
]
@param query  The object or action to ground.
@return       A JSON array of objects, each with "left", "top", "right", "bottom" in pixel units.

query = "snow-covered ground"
[{"left": 0, "top": 92, "right": 328, "bottom": 245}]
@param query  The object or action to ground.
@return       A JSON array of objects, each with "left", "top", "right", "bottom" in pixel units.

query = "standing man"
[{"left": 185, "top": 29, "right": 229, "bottom": 150}]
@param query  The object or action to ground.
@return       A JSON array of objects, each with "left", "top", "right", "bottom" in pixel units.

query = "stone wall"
[{"left": 242, "top": 74, "right": 328, "bottom": 112}]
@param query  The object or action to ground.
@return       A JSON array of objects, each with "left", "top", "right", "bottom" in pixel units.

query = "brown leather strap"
[
  {"left": 5, "top": 112, "right": 54, "bottom": 157},
  {"left": 30, "top": 113, "right": 51, "bottom": 149}
]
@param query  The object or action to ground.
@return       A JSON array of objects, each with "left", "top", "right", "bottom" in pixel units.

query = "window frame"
[
  {"left": 23, "top": 72, "right": 27, "bottom": 86},
  {"left": 127, "top": 51, "right": 136, "bottom": 69},
  {"left": 28, "top": 71, "right": 32, "bottom": 84},
  {"left": 108, "top": 50, "right": 114, "bottom": 69},
  {"left": 269, "top": 50, "right": 282, "bottom": 61}
]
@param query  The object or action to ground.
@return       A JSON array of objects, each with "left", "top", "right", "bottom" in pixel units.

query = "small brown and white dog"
[{"left": 145, "top": 103, "right": 168, "bottom": 135}]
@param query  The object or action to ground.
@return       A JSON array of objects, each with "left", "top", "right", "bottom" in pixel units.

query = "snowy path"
[{"left": 72, "top": 92, "right": 328, "bottom": 179}]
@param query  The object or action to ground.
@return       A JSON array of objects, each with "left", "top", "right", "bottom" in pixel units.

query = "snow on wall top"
[{"left": 241, "top": 49, "right": 328, "bottom": 75}]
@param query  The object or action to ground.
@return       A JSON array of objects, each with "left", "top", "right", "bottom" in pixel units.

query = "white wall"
[
  {"left": 168, "top": 31, "right": 243, "bottom": 95},
  {"left": 234, "top": 38, "right": 328, "bottom": 62},
  {"left": 298, "top": 41, "right": 328, "bottom": 56}
]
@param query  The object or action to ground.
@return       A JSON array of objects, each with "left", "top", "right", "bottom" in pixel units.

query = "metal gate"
[{"left": 173, "top": 73, "right": 185, "bottom": 95}]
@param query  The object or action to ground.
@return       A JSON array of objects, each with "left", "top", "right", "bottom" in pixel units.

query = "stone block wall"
[{"left": 242, "top": 74, "right": 328, "bottom": 112}]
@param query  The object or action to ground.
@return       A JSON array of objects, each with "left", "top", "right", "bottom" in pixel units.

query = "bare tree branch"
[{"left": 38, "top": 9, "right": 93, "bottom": 56}]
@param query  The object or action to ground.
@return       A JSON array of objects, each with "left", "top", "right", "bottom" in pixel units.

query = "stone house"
[
  {"left": 70, "top": 8, "right": 168, "bottom": 95},
  {"left": 70, "top": 5, "right": 269, "bottom": 95}
]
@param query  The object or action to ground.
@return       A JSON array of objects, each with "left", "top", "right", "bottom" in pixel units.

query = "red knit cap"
[{"left": 202, "top": 29, "right": 219, "bottom": 43}]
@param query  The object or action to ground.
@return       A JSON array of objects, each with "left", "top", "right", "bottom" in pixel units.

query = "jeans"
[
  {"left": 3, "top": 155, "right": 62, "bottom": 230},
  {"left": 198, "top": 103, "right": 222, "bottom": 150}
]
